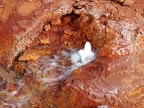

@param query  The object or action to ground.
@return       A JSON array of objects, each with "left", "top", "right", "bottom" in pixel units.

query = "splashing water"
[
  {"left": 71, "top": 42, "right": 95, "bottom": 65},
  {"left": 97, "top": 105, "right": 108, "bottom": 108},
  {"left": 35, "top": 42, "right": 96, "bottom": 83}
]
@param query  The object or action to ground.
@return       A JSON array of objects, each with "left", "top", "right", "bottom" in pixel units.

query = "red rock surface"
[
  {"left": 0, "top": 0, "right": 144, "bottom": 108},
  {"left": 115, "top": 0, "right": 144, "bottom": 17},
  {"left": 0, "top": 0, "right": 74, "bottom": 68}
]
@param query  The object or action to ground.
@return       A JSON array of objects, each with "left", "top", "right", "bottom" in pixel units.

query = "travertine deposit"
[{"left": 0, "top": 0, "right": 144, "bottom": 108}]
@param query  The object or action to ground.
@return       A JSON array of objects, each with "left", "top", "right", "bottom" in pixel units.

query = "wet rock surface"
[{"left": 0, "top": 0, "right": 144, "bottom": 107}]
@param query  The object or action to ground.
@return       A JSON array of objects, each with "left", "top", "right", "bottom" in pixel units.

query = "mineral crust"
[{"left": 0, "top": 0, "right": 144, "bottom": 108}]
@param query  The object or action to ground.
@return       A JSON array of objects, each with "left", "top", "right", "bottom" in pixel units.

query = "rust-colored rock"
[
  {"left": 0, "top": 0, "right": 74, "bottom": 68},
  {"left": 43, "top": 24, "right": 51, "bottom": 31},
  {"left": 8, "top": 83, "right": 19, "bottom": 92},
  {"left": 14, "top": 61, "right": 27, "bottom": 71},
  {"left": 0, "top": 0, "right": 144, "bottom": 108},
  {"left": 18, "top": 50, "right": 40, "bottom": 61},
  {"left": 51, "top": 18, "right": 62, "bottom": 25}
]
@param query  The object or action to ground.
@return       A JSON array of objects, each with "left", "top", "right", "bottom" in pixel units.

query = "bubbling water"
[{"left": 34, "top": 42, "right": 96, "bottom": 83}]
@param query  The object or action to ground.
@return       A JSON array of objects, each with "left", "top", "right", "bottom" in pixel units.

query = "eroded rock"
[{"left": 0, "top": 0, "right": 144, "bottom": 108}]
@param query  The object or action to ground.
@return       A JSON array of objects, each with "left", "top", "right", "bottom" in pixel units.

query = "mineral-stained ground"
[{"left": 0, "top": 0, "right": 144, "bottom": 108}]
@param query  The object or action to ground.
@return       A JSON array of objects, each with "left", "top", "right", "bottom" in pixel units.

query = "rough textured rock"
[
  {"left": 115, "top": 0, "right": 144, "bottom": 17},
  {"left": 0, "top": 0, "right": 144, "bottom": 108},
  {"left": 0, "top": 0, "right": 74, "bottom": 68}
]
